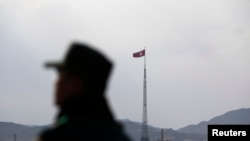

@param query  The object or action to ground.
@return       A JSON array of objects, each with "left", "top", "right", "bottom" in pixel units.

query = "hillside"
[
  {"left": 1, "top": 108, "right": 249, "bottom": 141},
  {"left": 178, "top": 108, "right": 250, "bottom": 134},
  {"left": 0, "top": 120, "right": 205, "bottom": 141},
  {"left": 0, "top": 122, "right": 45, "bottom": 141},
  {"left": 121, "top": 119, "right": 205, "bottom": 141}
]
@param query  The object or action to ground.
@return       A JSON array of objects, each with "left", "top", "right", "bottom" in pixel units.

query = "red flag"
[{"left": 133, "top": 49, "right": 145, "bottom": 58}]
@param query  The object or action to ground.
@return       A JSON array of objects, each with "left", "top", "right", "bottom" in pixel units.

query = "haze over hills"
[
  {"left": 0, "top": 122, "right": 45, "bottom": 141},
  {"left": 1, "top": 108, "right": 249, "bottom": 141},
  {"left": 0, "top": 120, "right": 205, "bottom": 141},
  {"left": 178, "top": 108, "right": 250, "bottom": 134},
  {"left": 121, "top": 119, "right": 205, "bottom": 141}
]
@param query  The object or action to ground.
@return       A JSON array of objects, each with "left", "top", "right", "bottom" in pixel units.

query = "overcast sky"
[{"left": 0, "top": 0, "right": 249, "bottom": 130}]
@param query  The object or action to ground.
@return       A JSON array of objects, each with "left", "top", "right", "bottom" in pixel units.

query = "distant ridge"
[
  {"left": 178, "top": 108, "right": 250, "bottom": 134},
  {"left": 120, "top": 119, "right": 205, "bottom": 141},
  {"left": 0, "top": 122, "right": 45, "bottom": 141},
  {"left": 0, "top": 119, "right": 206, "bottom": 141},
  {"left": 1, "top": 108, "right": 249, "bottom": 141}
]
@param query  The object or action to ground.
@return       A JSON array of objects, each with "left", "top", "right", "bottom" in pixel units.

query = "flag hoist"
[{"left": 133, "top": 48, "right": 150, "bottom": 141}]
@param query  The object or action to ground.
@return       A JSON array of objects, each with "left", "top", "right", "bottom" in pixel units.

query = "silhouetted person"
[{"left": 37, "top": 42, "right": 131, "bottom": 141}]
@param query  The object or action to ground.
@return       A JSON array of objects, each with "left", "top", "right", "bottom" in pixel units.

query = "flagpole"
[
  {"left": 143, "top": 47, "right": 147, "bottom": 127},
  {"left": 133, "top": 48, "right": 149, "bottom": 141},
  {"left": 141, "top": 47, "right": 149, "bottom": 141}
]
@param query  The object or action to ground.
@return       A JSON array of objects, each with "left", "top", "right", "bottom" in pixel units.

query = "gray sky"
[{"left": 0, "top": 0, "right": 249, "bottom": 130}]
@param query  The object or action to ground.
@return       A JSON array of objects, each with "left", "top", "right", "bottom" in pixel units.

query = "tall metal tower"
[
  {"left": 132, "top": 48, "right": 149, "bottom": 141},
  {"left": 141, "top": 50, "right": 149, "bottom": 141}
]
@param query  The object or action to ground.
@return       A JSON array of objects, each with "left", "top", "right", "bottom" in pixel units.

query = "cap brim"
[{"left": 45, "top": 61, "right": 64, "bottom": 69}]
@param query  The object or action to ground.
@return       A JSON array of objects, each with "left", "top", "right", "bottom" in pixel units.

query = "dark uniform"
[{"left": 37, "top": 42, "right": 131, "bottom": 141}]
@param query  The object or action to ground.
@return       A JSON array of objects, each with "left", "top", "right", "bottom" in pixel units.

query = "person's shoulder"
[
  {"left": 38, "top": 122, "right": 82, "bottom": 141},
  {"left": 97, "top": 121, "right": 132, "bottom": 141},
  {"left": 38, "top": 120, "right": 132, "bottom": 141},
  {"left": 74, "top": 120, "right": 132, "bottom": 141}
]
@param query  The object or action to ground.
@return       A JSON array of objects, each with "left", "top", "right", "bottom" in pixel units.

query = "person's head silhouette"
[
  {"left": 37, "top": 42, "right": 131, "bottom": 141},
  {"left": 45, "top": 42, "right": 112, "bottom": 107}
]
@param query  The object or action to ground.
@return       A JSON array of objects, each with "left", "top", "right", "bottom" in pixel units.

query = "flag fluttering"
[{"left": 133, "top": 49, "right": 145, "bottom": 58}]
